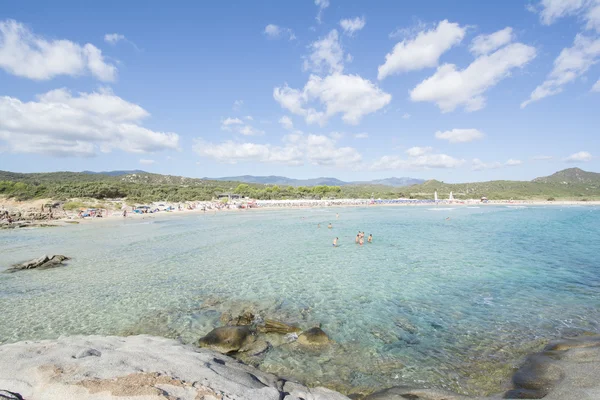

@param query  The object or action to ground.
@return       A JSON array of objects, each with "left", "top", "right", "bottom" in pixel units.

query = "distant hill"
[
  {"left": 532, "top": 168, "right": 600, "bottom": 184},
  {"left": 82, "top": 170, "right": 147, "bottom": 176},
  {"left": 209, "top": 175, "right": 424, "bottom": 187}
]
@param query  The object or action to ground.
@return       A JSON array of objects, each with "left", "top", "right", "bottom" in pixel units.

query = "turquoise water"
[{"left": 1, "top": 206, "right": 600, "bottom": 394}]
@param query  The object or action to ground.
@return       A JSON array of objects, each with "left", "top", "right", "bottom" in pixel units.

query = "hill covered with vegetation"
[{"left": 1, "top": 168, "right": 599, "bottom": 203}]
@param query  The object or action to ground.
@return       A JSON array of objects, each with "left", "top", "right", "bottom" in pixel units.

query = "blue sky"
[{"left": 0, "top": 0, "right": 599, "bottom": 183}]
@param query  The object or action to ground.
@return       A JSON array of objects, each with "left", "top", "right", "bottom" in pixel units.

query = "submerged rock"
[
  {"left": 363, "top": 386, "right": 470, "bottom": 399},
  {"left": 257, "top": 319, "right": 301, "bottom": 334},
  {"left": 298, "top": 327, "right": 330, "bottom": 346},
  {"left": 6, "top": 255, "right": 70, "bottom": 272},
  {"left": 197, "top": 325, "right": 254, "bottom": 354}
]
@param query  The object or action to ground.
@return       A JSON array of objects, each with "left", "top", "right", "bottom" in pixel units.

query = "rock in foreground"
[
  {"left": 0, "top": 335, "right": 350, "bottom": 400},
  {"left": 6, "top": 255, "right": 69, "bottom": 272}
]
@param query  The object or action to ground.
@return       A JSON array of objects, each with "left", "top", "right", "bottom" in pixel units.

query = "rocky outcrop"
[
  {"left": 298, "top": 327, "right": 331, "bottom": 346},
  {"left": 197, "top": 326, "right": 255, "bottom": 354},
  {"left": 6, "top": 255, "right": 70, "bottom": 272},
  {"left": 0, "top": 335, "right": 350, "bottom": 400}
]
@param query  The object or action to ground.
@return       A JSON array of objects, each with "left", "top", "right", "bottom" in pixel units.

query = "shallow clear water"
[{"left": 1, "top": 206, "right": 600, "bottom": 394}]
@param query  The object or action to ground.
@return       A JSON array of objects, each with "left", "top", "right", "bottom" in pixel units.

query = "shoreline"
[{"left": 2, "top": 197, "right": 599, "bottom": 229}]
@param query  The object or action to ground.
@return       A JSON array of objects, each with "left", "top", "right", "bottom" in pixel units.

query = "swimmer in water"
[
  {"left": 336, "top": 213, "right": 339, "bottom": 219},
  {"left": 446, "top": 217, "right": 451, "bottom": 221},
  {"left": 318, "top": 223, "right": 321, "bottom": 228},
  {"left": 359, "top": 237, "right": 364, "bottom": 246},
  {"left": 333, "top": 237, "right": 338, "bottom": 247},
  {"left": 368, "top": 234, "right": 372, "bottom": 243},
  {"left": 328, "top": 223, "right": 333, "bottom": 229},
  {"left": 355, "top": 234, "right": 360, "bottom": 244}
]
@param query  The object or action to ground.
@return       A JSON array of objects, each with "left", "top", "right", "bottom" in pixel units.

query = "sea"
[{"left": 1, "top": 205, "right": 600, "bottom": 395}]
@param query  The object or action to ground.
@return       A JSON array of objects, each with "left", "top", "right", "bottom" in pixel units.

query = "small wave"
[
  {"left": 506, "top": 206, "right": 527, "bottom": 209},
  {"left": 466, "top": 206, "right": 480, "bottom": 209}
]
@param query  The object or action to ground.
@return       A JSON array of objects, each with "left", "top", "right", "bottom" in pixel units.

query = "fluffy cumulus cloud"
[
  {"left": 304, "top": 30, "right": 344, "bottom": 74},
  {"left": 0, "top": 19, "right": 117, "bottom": 81},
  {"left": 378, "top": 20, "right": 466, "bottom": 79},
  {"left": 593, "top": 78, "right": 600, "bottom": 91},
  {"left": 472, "top": 158, "right": 523, "bottom": 170},
  {"left": 565, "top": 151, "right": 593, "bottom": 162},
  {"left": 0, "top": 92, "right": 176, "bottom": 157},
  {"left": 536, "top": 0, "right": 600, "bottom": 32},
  {"left": 264, "top": 24, "right": 296, "bottom": 40},
  {"left": 522, "top": 34, "right": 600, "bottom": 107},
  {"left": 372, "top": 146, "right": 465, "bottom": 170},
  {"left": 470, "top": 27, "right": 514, "bottom": 55},
  {"left": 0, "top": 88, "right": 179, "bottom": 157},
  {"left": 435, "top": 128, "right": 484, "bottom": 143},
  {"left": 274, "top": 74, "right": 391, "bottom": 125},
  {"left": 221, "top": 117, "right": 264, "bottom": 136},
  {"left": 279, "top": 116, "right": 294, "bottom": 130},
  {"left": 104, "top": 33, "right": 125, "bottom": 44},
  {"left": 340, "top": 17, "right": 366, "bottom": 36},
  {"left": 411, "top": 39, "right": 536, "bottom": 112},
  {"left": 194, "top": 132, "right": 361, "bottom": 168}
]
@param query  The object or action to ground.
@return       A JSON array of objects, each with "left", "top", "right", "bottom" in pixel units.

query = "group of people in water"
[{"left": 332, "top": 231, "right": 372, "bottom": 247}]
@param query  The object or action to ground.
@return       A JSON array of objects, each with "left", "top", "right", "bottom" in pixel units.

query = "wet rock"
[
  {"left": 220, "top": 310, "right": 256, "bottom": 326},
  {"left": 298, "top": 327, "right": 330, "bottom": 346},
  {"left": 6, "top": 255, "right": 70, "bottom": 272},
  {"left": 543, "top": 335, "right": 600, "bottom": 352},
  {"left": 197, "top": 326, "right": 253, "bottom": 354},
  {"left": 239, "top": 339, "right": 270, "bottom": 356},
  {"left": 362, "top": 386, "right": 469, "bottom": 399},
  {"left": 75, "top": 348, "right": 102, "bottom": 358},
  {"left": 0, "top": 391, "right": 24, "bottom": 400},
  {"left": 509, "top": 353, "right": 564, "bottom": 397},
  {"left": 503, "top": 388, "right": 546, "bottom": 399},
  {"left": 257, "top": 319, "right": 301, "bottom": 334}
]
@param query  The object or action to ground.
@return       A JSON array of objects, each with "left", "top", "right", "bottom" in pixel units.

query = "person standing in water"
[
  {"left": 359, "top": 236, "right": 364, "bottom": 246},
  {"left": 368, "top": 234, "right": 373, "bottom": 243},
  {"left": 328, "top": 223, "right": 333, "bottom": 229},
  {"left": 333, "top": 237, "right": 338, "bottom": 247},
  {"left": 355, "top": 234, "right": 360, "bottom": 244},
  {"left": 336, "top": 213, "right": 339, "bottom": 219}
]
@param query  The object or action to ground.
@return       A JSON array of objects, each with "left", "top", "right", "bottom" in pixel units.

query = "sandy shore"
[{"left": 1, "top": 197, "right": 599, "bottom": 229}]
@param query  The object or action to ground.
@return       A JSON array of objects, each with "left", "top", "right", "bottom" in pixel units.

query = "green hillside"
[
  {"left": 405, "top": 168, "right": 600, "bottom": 200},
  {"left": 1, "top": 168, "right": 599, "bottom": 202}
]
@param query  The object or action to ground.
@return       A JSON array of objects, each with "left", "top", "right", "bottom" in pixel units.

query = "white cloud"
[
  {"left": 389, "top": 20, "right": 428, "bottom": 39},
  {"left": 593, "top": 78, "right": 600, "bottom": 91},
  {"left": 0, "top": 88, "right": 179, "bottom": 157},
  {"left": 221, "top": 117, "right": 264, "bottom": 136},
  {"left": 315, "top": 0, "right": 330, "bottom": 23},
  {"left": 435, "top": 128, "right": 484, "bottom": 143},
  {"left": 278, "top": 116, "right": 294, "bottom": 130},
  {"left": 378, "top": 20, "right": 466, "bottom": 80},
  {"left": 139, "top": 159, "right": 155, "bottom": 165},
  {"left": 221, "top": 117, "right": 243, "bottom": 128},
  {"left": 522, "top": 34, "right": 600, "bottom": 107},
  {"left": 104, "top": 33, "right": 125, "bottom": 44},
  {"left": 330, "top": 131, "right": 344, "bottom": 140},
  {"left": 0, "top": 19, "right": 117, "bottom": 81},
  {"left": 470, "top": 27, "right": 514, "bottom": 56},
  {"left": 233, "top": 100, "right": 243, "bottom": 111},
  {"left": 372, "top": 153, "right": 465, "bottom": 170},
  {"left": 472, "top": 158, "right": 524, "bottom": 170},
  {"left": 565, "top": 151, "right": 593, "bottom": 162},
  {"left": 245, "top": 115, "right": 253, "bottom": 121},
  {"left": 411, "top": 42, "right": 536, "bottom": 112},
  {"left": 194, "top": 133, "right": 361, "bottom": 168},
  {"left": 354, "top": 133, "right": 369, "bottom": 139},
  {"left": 304, "top": 30, "right": 344, "bottom": 74},
  {"left": 274, "top": 74, "right": 391, "bottom": 125},
  {"left": 537, "top": 0, "right": 600, "bottom": 32},
  {"left": 264, "top": 24, "right": 296, "bottom": 40},
  {"left": 340, "top": 17, "right": 366, "bottom": 36},
  {"left": 406, "top": 146, "right": 433, "bottom": 157},
  {"left": 532, "top": 155, "right": 554, "bottom": 160},
  {"left": 401, "top": 112, "right": 411, "bottom": 119}
]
